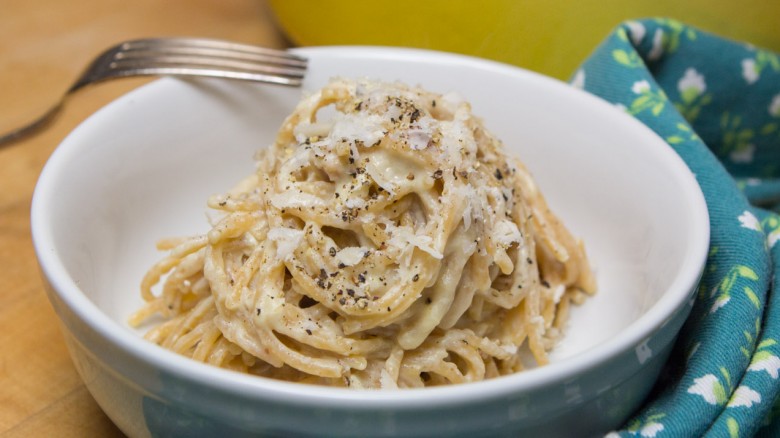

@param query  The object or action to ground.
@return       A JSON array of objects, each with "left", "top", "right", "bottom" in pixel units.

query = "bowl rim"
[{"left": 31, "top": 45, "right": 710, "bottom": 409}]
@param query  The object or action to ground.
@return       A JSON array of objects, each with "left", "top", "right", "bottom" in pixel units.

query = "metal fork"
[{"left": 0, "top": 37, "right": 307, "bottom": 145}]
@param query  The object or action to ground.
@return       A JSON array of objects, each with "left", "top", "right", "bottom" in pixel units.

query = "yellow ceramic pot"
[{"left": 268, "top": 0, "right": 780, "bottom": 80}]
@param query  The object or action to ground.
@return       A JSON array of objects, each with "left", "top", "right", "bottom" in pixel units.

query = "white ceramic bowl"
[{"left": 32, "top": 47, "right": 709, "bottom": 437}]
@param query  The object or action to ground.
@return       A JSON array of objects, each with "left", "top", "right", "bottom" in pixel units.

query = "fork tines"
[
  {"left": 107, "top": 37, "right": 307, "bottom": 86},
  {"left": 1, "top": 37, "right": 308, "bottom": 146}
]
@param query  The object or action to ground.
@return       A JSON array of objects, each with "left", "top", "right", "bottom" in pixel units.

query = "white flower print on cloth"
[
  {"left": 770, "top": 93, "right": 780, "bottom": 117},
  {"left": 637, "top": 422, "right": 665, "bottom": 437},
  {"left": 767, "top": 224, "right": 780, "bottom": 249},
  {"left": 689, "top": 372, "right": 733, "bottom": 405},
  {"left": 709, "top": 256, "right": 761, "bottom": 314},
  {"left": 678, "top": 68, "right": 706, "bottom": 99},
  {"left": 742, "top": 58, "right": 759, "bottom": 84},
  {"left": 622, "top": 413, "right": 668, "bottom": 438},
  {"left": 625, "top": 20, "right": 646, "bottom": 45},
  {"left": 632, "top": 80, "right": 651, "bottom": 94},
  {"left": 740, "top": 49, "right": 780, "bottom": 85},
  {"left": 738, "top": 210, "right": 780, "bottom": 249},
  {"left": 759, "top": 216, "right": 780, "bottom": 249},
  {"left": 739, "top": 210, "right": 761, "bottom": 231},
  {"left": 727, "top": 386, "right": 762, "bottom": 408},
  {"left": 648, "top": 29, "right": 665, "bottom": 61},
  {"left": 748, "top": 339, "right": 780, "bottom": 378},
  {"left": 628, "top": 80, "right": 667, "bottom": 116},
  {"left": 710, "top": 294, "right": 731, "bottom": 313},
  {"left": 709, "top": 264, "right": 760, "bottom": 314},
  {"left": 749, "top": 354, "right": 780, "bottom": 379},
  {"left": 675, "top": 68, "right": 711, "bottom": 122}
]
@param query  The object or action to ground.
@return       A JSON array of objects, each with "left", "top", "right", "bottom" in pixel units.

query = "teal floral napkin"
[{"left": 572, "top": 18, "right": 780, "bottom": 438}]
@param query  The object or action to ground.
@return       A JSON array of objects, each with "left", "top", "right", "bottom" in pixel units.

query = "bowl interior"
[{"left": 34, "top": 47, "right": 708, "bottom": 381}]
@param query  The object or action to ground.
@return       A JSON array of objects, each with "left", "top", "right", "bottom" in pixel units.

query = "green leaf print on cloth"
[{"left": 574, "top": 19, "right": 780, "bottom": 437}]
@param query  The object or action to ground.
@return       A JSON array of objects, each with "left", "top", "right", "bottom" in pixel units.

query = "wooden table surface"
[{"left": 0, "top": 1, "right": 287, "bottom": 436}]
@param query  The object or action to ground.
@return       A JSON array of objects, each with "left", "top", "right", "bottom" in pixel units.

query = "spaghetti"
[{"left": 131, "top": 78, "right": 596, "bottom": 388}]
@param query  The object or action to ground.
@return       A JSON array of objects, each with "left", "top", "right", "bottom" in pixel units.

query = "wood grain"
[{"left": 0, "top": 1, "right": 287, "bottom": 436}]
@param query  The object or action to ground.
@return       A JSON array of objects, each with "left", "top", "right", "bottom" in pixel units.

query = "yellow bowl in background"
[{"left": 268, "top": 0, "right": 780, "bottom": 80}]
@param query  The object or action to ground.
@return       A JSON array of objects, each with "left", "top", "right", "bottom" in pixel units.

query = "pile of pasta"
[{"left": 131, "top": 78, "right": 596, "bottom": 388}]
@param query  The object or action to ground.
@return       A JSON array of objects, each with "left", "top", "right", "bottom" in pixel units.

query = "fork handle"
[{"left": 0, "top": 101, "right": 64, "bottom": 146}]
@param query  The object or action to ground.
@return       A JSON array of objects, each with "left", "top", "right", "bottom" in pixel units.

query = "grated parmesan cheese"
[
  {"left": 329, "top": 112, "right": 386, "bottom": 147},
  {"left": 336, "top": 247, "right": 367, "bottom": 267},
  {"left": 493, "top": 220, "right": 523, "bottom": 247},
  {"left": 388, "top": 225, "right": 443, "bottom": 261},
  {"left": 267, "top": 227, "right": 304, "bottom": 260},
  {"left": 269, "top": 192, "right": 325, "bottom": 210}
]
